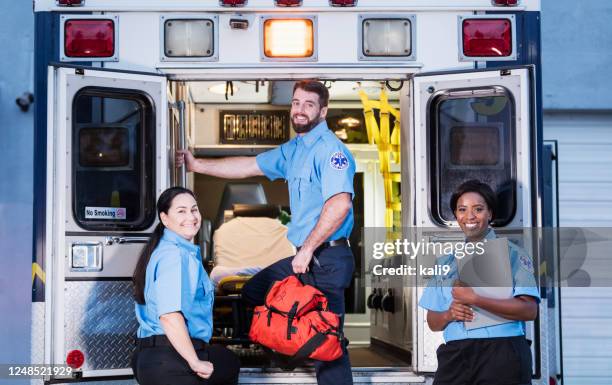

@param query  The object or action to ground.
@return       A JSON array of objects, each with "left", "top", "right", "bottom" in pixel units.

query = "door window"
[
  {"left": 72, "top": 88, "right": 155, "bottom": 230},
  {"left": 429, "top": 86, "right": 516, "bottom": 226}
]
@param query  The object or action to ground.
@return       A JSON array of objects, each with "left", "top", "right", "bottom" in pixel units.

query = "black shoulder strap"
[{"left": 285, "top": 332, "right": 328, "bottom": 369}]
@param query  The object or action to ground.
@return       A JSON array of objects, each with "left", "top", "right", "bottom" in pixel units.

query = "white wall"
[{"left": 544, "top": 111, "right": 612, "bottom": 385}]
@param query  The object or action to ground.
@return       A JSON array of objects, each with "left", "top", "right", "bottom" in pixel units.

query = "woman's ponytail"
[{"left": 133, "top": 222, "right": 165, "bottom": 304}]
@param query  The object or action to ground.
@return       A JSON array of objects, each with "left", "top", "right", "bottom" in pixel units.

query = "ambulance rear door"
[
  {"left": 46, "top": 65, "right": 168, "bottom": 380},
  {"left": 408, "top": 67, "right": 550, "bottom": 380}
]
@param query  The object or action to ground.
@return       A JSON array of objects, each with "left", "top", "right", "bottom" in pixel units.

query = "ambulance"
[{"left": 31, "top": 0, "right": 562, "bottom": 384}]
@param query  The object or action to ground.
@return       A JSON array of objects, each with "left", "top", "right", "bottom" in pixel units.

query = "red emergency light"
[
  {"left": 64, "top": 19, "right": 115, "bottom": 58},
  {"left": 219, "top": 0, "right": 247, "bottom": 6},
  {"left": 57, "top": 0, "right": 85, "bottom": 6},
  {"left": 66, "top": 350, "right": 85, "bottom": 369},
  {"left": 275, "top": 0, "right": 302, "bottom": 6},
  {"left": 462, "top": 18, "right": 512, "bottom": 57},
  {"left": 330, "top": 0, "right": 357, "bottom": 6},
  {"left": 492, "top": 0, "right": 519, "bottom": 6}
]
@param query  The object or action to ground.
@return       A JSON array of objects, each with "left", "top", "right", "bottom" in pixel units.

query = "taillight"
[
  {"left": 275, "top": 0, "right": 302, "bottom": 6},
  {"left": 330, "top": 0, "right": 357, "bottom": 6},
  {"left": 66, "top": 350, "right": 85, "bottom": 369},
  {"left": 462, "top": 18, "right": 512, "bottom": 58},
  {"left": 219, "top": 0, "right": 247, "bottom": 6},
  {"left": 57, "top": 0, "right": 84, "bottom": 6},
  {"left": 64, "top": 19, "right": 115, "bottom": 58},
  {"left": 492, "top": 0, "right": 519, "bottom": 6}
]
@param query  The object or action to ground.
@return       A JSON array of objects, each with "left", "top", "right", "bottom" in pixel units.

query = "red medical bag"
[{"left": 248, "top": 275, "right": 344, "bottom": 364}]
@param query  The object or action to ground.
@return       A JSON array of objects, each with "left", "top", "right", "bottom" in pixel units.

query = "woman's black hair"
[
  {"left": 449, "top": 179, "right": 497, "bottom": 220},
  {"left": 133, "top": 186, "right": 196, "bottom": 304}
]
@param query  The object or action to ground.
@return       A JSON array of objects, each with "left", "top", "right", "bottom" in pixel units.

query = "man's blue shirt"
[
  {"left": 418, "top": 229, "right": 541, "bottom": 343},
  {"left": 135, "top": 228, "right": 214, "bottom": 342},
  {"left": 256, "top": 121, "right": 356, "bottom": 247}
]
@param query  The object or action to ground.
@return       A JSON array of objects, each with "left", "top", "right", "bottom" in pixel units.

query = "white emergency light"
[
  {"left": 359, "top": 15, "right": 416, "bottom": 61},
  {"left": 160, "top": 15, "right": 219, "bottom": 61}
]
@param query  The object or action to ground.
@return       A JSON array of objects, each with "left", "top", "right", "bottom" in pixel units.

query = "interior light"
[
  {"left": 263, "top": 19, "right": 314, "bottom": 58},
  {"left": 462, "top": 18, "right": 512, "bottom": 57},
  {"left": 339, "top": 117, "right": 360, "bottom": 128},
  {"left": 64, "top": 19, "right": 115, "bottom": 58},
  {"left": 362, "top": 18, "right": 412, "bottom": 56},
  {"left": 164, "top": 19, "right": 214, "bottom": 57}
]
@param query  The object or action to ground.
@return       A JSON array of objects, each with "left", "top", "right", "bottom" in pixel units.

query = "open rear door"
[
  {"left": 46, "top": 66, "right": 167, "bottom": 380},
  {"left": 409, "top": 67, "right": 553, "bottom": 380}
]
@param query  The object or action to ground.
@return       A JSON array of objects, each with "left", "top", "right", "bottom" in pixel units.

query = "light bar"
[
  {"left": 263, "top": 19, "right": 314, "bottom": 59},
  {"left": 492, "top": 0, "right": 519, "bottom": 6},
  {"left": 330, "top": 0, "right": 357, "bottom": 6},
  {"left": 275, "top": 0, "right": 302, "bottom": 6},
  {"left": 164, "top": 19, "right": 214, "bottom": 57},
  {"left": 57, "top": 0, "right": 84, "bottom": 6},
  {"left": 219, "top": 0, "right": 247, "bottom": 6}
]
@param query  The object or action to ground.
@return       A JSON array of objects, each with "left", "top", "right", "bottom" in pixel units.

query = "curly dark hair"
[{"left": 449, "top": 179, "right": 497, "bottom": 220}]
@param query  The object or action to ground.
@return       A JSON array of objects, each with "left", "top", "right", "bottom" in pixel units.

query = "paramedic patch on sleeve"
[
  {"left": 330, "top": 151, "right": 349, "bottom": 170},
  {"left": 519, "top": 254, "right": 534, "bottom": 274}
]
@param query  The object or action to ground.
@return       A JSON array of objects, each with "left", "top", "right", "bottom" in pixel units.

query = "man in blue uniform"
[{"left": 176, "top": 80, "right": 356, "bottom": 385}]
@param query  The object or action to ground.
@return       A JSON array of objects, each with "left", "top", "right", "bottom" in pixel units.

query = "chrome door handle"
[{"left": 105, "top": 236, "right": 150, "bottom": 246}]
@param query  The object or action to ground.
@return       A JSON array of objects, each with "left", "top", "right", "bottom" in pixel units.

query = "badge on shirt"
[
  {"left": 330, "top": 151, "right": 349, "bottom": 170},
  {"left": 519, "top": 254, "right": 534, "bottom": 273}
]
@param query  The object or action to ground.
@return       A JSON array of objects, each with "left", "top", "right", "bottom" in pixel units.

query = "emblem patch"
[
  {"left": 519, "top": 254, "right": 534, "bottom": 273},
  {"left": 330, "top": 151, "right": 349, "bottom": 170}
]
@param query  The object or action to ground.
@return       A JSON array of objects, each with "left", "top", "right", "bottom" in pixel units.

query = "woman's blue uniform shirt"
[
  {"left": 135, "top": 228, "right": 215, "bottom": 342},
  {"left": 418, "top": 229, "right": 540, "bottom": 343},
  {"left": 255, "top": 121, "right": 356, "bottom": 247}
]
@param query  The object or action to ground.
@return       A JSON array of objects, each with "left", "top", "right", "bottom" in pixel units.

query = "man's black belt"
[
  {"left": 137, "top": 335, "right": 207, "bottom": 350},
  {"left": 297, "top": 237, "right": 350, "bottom": 253}
]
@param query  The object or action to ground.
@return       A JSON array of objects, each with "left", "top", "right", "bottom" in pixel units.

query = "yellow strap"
[
  {"left": 32, "top": 262, "right": 46, "bottom": 285},
  {"left": 359, "top": 88, "right": 402, "bottom": 228}
]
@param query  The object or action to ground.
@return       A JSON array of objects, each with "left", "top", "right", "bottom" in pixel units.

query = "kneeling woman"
[
  {"left": 419, "top": 180, "right": 539, "bottom": 385},
  {"left": 132, "top": 187, "right": 240, "bottom": 385}
]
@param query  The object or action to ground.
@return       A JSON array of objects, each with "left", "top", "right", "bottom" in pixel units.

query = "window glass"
[
  {"left": 72, "top": 88, "right": 155, "bottom": 230},
  {"left": 430, "top": 89, "right": 516, "bottom": 226}
]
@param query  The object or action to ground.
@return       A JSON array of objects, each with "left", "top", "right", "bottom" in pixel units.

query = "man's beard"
[{"left": 292, "top": 114, "right": 321, "bottom": 134}]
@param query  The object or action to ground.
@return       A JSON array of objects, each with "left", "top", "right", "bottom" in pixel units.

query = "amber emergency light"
[{"left": 263, "top": 19, "right": 314, "bottom": 58}]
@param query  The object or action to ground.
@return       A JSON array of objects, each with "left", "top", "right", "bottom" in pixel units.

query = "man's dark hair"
[
  {"left": 449, "top": 179, "right": 497, "bottom": 219},
  {"left": 293, "top": 80, "right": 329, "bottom": 108}
]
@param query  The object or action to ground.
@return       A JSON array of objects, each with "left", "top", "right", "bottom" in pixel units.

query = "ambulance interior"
[{"left": 169, "top": 79, "right": 411, "bottom": 368}]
